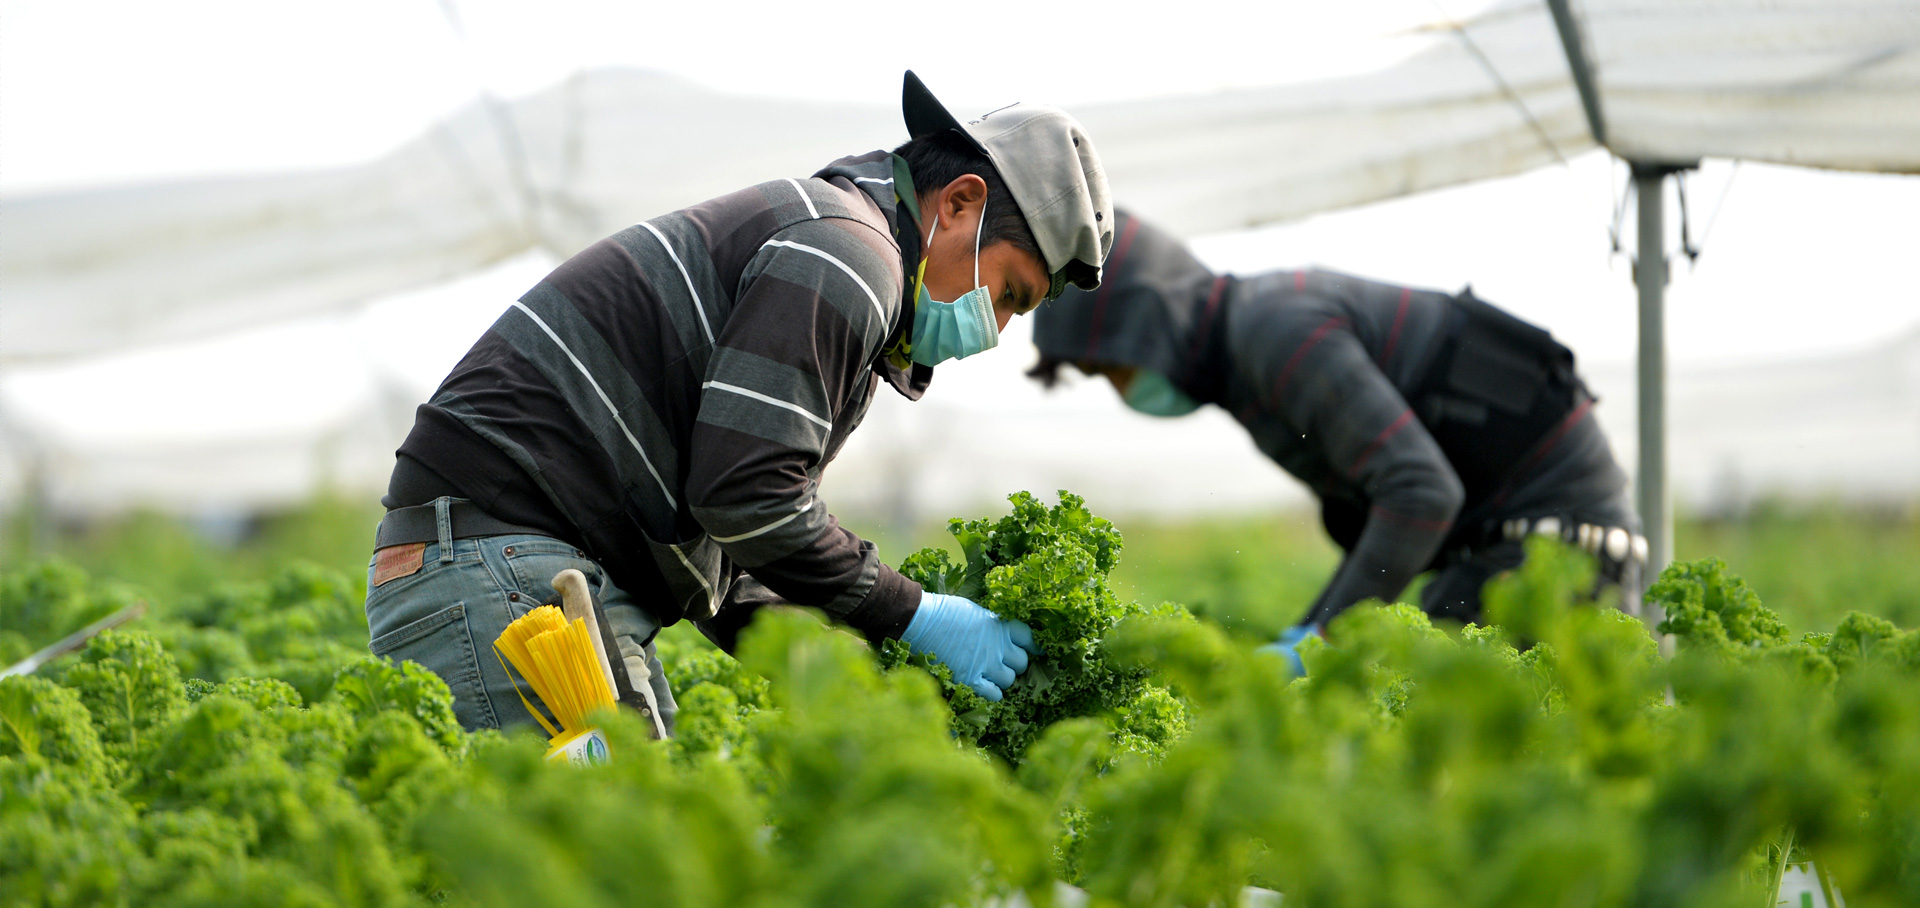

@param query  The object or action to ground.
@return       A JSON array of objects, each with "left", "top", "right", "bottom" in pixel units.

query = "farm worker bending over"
[
  {"left": 1029, "top": 210, "right": 1643, "bottom": 672},
  {"left": 364, "top": 72, "right": 1113, "bottom": 735}
]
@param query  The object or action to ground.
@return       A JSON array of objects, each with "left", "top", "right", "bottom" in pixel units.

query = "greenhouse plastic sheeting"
[{"left": 3, "top": 0, "right": 1917, "bottom": 363}]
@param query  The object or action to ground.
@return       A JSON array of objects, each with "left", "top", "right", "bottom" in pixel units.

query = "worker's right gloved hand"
[
  {"left": 901, "top": 592, "right": 1041, "bottom": 702},
  {"left": 1258, "top": 623, "right": 1323, "bottom": 678}
]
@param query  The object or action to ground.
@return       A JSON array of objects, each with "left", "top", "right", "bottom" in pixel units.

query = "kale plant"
[
  {"left": 1655, "top": 555, "right": 1920, "bottom": 683},
  {"left": 888, "top": 491, "right": 1187, "bottom": 765}
]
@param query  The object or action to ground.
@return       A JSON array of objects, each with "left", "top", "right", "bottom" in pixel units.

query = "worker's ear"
[{"left": 933, "top": 173, "right": 988, "bottom": 226}]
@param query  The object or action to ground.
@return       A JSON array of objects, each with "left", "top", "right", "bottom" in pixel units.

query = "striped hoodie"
[{"left": 395, "top": 150, "right": 930, "bottom": 639}]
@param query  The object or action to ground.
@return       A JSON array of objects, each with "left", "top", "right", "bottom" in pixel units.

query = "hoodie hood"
[
  {"left": 814, "top": 152, "right": 934, "bottom": 401},
  {"left": 1030, "top": 209, "right": 1227, "bottom": 400}
]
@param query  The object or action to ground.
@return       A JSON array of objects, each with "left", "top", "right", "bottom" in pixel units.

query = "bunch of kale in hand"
[{"left": 887, "top": 491, "right": 1187, "bottom": 765}]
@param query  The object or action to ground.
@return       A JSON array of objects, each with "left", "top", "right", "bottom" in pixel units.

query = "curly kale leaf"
[
  {"left": 899, "top": 517, "right": 991, "bottom": 601},
  {"left": 1653, "top": 557, "right": 1792, "bottom": 654},
  {"left": 131, "top": 693, "right": 418, "bottom": 905},
  {"left": 0, "top": 560, "right": 140, "bottom": 655},
  {"left": 736, "top": 608, "right": 1052, "bottom": 908},
  {"left": 329, "top": 655, "right": 464, "bottom": 755},
  {"left": 664, "top": 643, "right": 776, "bottom": 769},
  {"left": 168, "top": 563, "right": 369, "bottom": 701},
  {"left": 665, "top": 645, "right": 773, "bottom": 713},
  {"left": 0, "top": 675, "right": 111, "bottom": 784},
  {"left": 215, "top": 676, "right": 305, "bottom": 712},
  {"left": 1814, "top": 611, "right": 1920, "bottom": 676},
  {"left": 0, "top": 757, "right": 147, "bottom": 906},
  {"left": 1646, "top": 556, "right": 1920, "bottom": 685},
  {"left": 61, "top": 629, "right": 187, "bottom": 768},
  {"left": 897, "top": 490, "right": 1183, "bottom": 765}
]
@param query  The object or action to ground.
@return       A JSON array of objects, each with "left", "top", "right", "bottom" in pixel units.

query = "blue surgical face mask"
[
  {"left": 909, "top": 206, "right": 999, "bottom": 367},
  {"left": 1122, "top": 369, "right": 1201, "bottom": 417}
]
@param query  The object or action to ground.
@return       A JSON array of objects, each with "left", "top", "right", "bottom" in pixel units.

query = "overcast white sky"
[
  {"left": 2, "top": 0, "right": 1917, "bottom": 490},
  {"left": 0, "top": 0, "right": 1462, "bottom": 193}
]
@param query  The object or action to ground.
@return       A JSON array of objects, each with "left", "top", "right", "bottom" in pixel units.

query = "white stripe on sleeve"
[
  {"left": 638, "top": 221, "right": 716, "bottom": 345},
  {"left": 509, "top": 302, "right": 678, "bottom": 508},
  {"left": 708, "top": 499, "right": 816, "bottom": 544},
  {"left": 760, "top": 239, "right": 886, "bottom": 324},
  {"left": 702, "top": 380, "right": 833, "bottom": 429},
  {"left": 783, "top": 178, "right": 821, "bottom": 220}
]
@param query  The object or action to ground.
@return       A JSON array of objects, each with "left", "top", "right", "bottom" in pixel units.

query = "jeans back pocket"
[{"left": 369, "top": 602, "right": 494, "bottom": 731}]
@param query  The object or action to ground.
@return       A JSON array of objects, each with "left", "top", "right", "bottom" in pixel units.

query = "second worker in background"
[{"left": 1030, "top": 210, "right": 1645, "bottom": 671}]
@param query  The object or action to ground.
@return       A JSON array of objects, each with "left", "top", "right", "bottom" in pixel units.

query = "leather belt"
[
  {"left": 374, "top": 499, "right": 554, "bottom": 550},
  {"left": 1496, "top": 516, "right": 1648, "bottom": 565}
]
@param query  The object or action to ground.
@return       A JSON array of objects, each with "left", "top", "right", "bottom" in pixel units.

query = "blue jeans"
[{"left": 364, "top": 532, "right": 676, "bottom": 735}]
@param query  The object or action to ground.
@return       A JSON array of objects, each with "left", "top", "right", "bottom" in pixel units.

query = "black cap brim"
[{"left": 902, "top": 70, "right": 990, "bottom": 157}]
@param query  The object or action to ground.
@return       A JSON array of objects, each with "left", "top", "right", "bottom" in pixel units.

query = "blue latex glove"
[
  {"left": 1258, "top": 624, "right": 1323, "bottom": 677},
  {"left": 901, "top": 592, "right": 1041, "bottom": 702}
]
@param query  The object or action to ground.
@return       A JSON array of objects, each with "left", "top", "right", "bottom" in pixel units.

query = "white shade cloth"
[{"left": 7, "top": 0, "right": 1916, "bottom": 364}]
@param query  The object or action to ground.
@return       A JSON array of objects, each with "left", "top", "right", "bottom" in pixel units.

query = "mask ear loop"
[
  {"left": 913, "top": 216, "right": 938, "bottom": 305},
  {"left": 972, "top": 195, "right": 986, "bottom": 291},
  {"left": 917, "top": 199, "right": 987, "bottom": 297}
]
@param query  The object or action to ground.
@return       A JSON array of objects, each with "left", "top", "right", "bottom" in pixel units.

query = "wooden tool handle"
[{"left": 551, "top": 569, "right": 620, "bottom": 704}]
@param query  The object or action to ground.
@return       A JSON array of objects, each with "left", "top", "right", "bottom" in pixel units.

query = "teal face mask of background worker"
[
  {"left": 1122, "top": 369, "right": 1201, "bottom": 417},
  {"left": 909, "top": 204, "right": 999, "bottom": 367}
]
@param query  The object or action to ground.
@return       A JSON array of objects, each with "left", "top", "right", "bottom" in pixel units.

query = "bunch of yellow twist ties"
[{"left": 494, "top": 599, "right": 616, "bottom": 764}]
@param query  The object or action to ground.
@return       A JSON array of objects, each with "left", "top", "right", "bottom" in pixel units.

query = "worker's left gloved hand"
[
  {"left": 901, "top": 592, "right": 1041, "bottom": 702},
  {"left": 1258, "top": 623, "right": 1323, "bottom": 677}
]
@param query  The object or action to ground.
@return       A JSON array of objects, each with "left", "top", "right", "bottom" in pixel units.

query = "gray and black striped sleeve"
[
  {"left": 683, "top": 217, "right": 921, "bottom": 638},
  {"left": 1242, "top": 310, "right": 1465, "bottom": 624}
]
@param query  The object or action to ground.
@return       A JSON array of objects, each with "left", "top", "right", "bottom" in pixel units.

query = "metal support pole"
[{"left": 1632, "top": 163, "right": 1674, "bottom": 594}]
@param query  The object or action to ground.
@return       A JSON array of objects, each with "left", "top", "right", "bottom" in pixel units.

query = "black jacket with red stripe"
[{"left": 1033, "top": 211, "right": 1631, "bottom": 625}]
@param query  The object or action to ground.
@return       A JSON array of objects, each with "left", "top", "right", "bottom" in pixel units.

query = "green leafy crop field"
[
  {"left": 1105, "top": 505, "right": 1920, "bottom": 639},
  {"left": 3, "top": 494, "right": 1918, "bottom": 907}
]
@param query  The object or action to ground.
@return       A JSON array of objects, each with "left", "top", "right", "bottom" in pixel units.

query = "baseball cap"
[{"left": 902, "top": 70, "right": 1115, "bottom": 297}]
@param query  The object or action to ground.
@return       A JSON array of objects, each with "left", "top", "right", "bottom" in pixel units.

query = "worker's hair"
[{"left": 894, "top": 131, "right": 1043, "bottom": 264}]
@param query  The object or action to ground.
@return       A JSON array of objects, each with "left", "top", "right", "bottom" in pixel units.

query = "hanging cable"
[
  {"left": 1699, "top": 161, "right": 1740, "bottom": 249},
  {"left": 1607, "top": 156, "right": 1634, "bottom": 260},
  {"left": 1677, "top": 171, "right": 1699, "bottom": 265},
  {"left": 1689, "top": 162, "right": 1739, "bottom": 267},
  {"left": 435, "top": 0, "right": 545, "bottom": 248},
  {"left": 1427, "top": 0, "right": 1570, "bottom": 168},
  {"left": 1675, "top": 162, "right": 1738, "bottom": 269}
]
